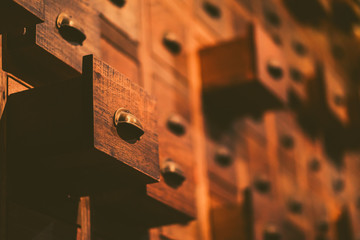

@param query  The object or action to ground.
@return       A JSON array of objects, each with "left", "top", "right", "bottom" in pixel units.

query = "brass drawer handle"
[
  {"left": 110, "top": 0, "right": 126, "bottom": 8},
  {"left": 254, "top": 175, "right": 271, "bottom": 193},
  {"left": 161, "top": 159, "right": 185, "bottom": 188},
  {"left": 162, "top": 32, "right": 182, "bottom": 55},
  {"left": 114, "top": 108, "right": 144, "bottom": 142},
  {"left": 215, "top": 146, "right": 232, "bottom": 167},
  {"left": 167, "top": 114, "right": 186, "bottom": 136},
  {"left": 56, "top": 13, "right": 86, "bottom": 46},
  {"left": 202, "top": 1, "right": 222, "bottom": 19},
  {"left": 267, "top": 60, "right": 284, "bottom": 80}
]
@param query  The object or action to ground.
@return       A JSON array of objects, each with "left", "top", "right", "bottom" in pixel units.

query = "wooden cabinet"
[
  {"left": 6, "top": 55, "right": 159, "bottom": 194},
  {"left": 4, "top": 0, "right": 100, "bottom": 85},
  {"left": 0, "top": 0, "right": 44, "bottom": 33}
]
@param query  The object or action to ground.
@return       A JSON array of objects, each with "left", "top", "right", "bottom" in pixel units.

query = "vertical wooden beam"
[
  {"left": 76, "top": 196, "right": 91, "bottom": 240},
  {"left": 0, "top": 34, "right": 8, "bottom": 240}
]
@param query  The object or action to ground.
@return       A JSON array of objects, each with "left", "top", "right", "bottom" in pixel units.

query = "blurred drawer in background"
[
  {"left": 91, "top": 0, "right": 140, "bottom": 41},
  {"left": 146, "top": 60, "right": 196, "bottom": 223},
  {"left": 148, "top": 0, "right": 188, "bottom": 77},
  {"left": 4, "top": 0, "right": 100, "bottom": 85},
  {"left": 200, "top": 23, "right": 289, "bottom": 122}
]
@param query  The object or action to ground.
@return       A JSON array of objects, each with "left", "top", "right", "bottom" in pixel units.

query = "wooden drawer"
[
  {"left": 274, "top": 112, "right": 299, "bottom": 181},
  {"left": 91, "top": 0, "right": 140, "bottom": 41},
  {"left": 207, "top": 138, "right": 237, "bottom": 188},
  {"left": 4, "top": 0, "right": 100, "bottom": 85},
  {"left": 149, "top": 0, "right": 188, "bottom": 77},
  {"left": 6, "top": 55, "right": 159, "bottom": 195},
  {"left": 194, "top": 0, "right": 228, "bottom": 37},
  {"left": 146, "top": 63, "right": 196, "bottom": 221},
  {"left": 200, "top": 23, "right": 289, "bottom": 117},
  {"left": 0, "top": 0, "right": 44, "bottom": 33}
]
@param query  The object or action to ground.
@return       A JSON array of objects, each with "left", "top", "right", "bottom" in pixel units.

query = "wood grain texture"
[
  {"left": 76, "top": 197, "right": 91, "bottom": 240},
  {"left": 89, "top": 55, "right": 159, "bottom": 183},
  {"left": 92, "top": 0, "right": 140, "bottom": 41}
]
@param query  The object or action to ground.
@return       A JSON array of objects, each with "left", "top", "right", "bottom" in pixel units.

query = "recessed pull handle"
[
  {"left": 287, "top": 197, "right": 303, "bottom": 214},
  {"left": 167, "top": 114, "right": 186, "bottom": 136},
  {"left": 203, "top": 1, "right": 222, "bottom": 19},
  {"left": 254, "top": 174, "right": 271, "bottom": 193},
  {"left": 280, "top": 134, "right": 294, "bottom": 149},
  {"left": 267, "top": 60, "right": 283, "bottom": 80},
  {"left": 263, "top": 225, "right": 281, "bottom": 240},
  {"left": 215, "top": 146, "right": 232, "bottom": 167},
  {"left": 163, "top": 32, "right": 182, "bottom": 55},
  {"left": 110, "top": 0, "right": 126, "bottom": 8},
  {"left": 113, "top": 108, "right": 144, "bottom": 142},
  {"left": 161, "top": 159, "right": 185, "bottom": 188},
  {"left": 56, "top": 13, "right": 86, "bottom": 46}
]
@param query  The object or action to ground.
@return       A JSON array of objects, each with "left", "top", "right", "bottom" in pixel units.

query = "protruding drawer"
[
  {"left": 0, "top": 0, "right": 44, "bottom": 33},
  {"left": 200, "top": 23, "right": 289, "bottom": 120},
  {"left": 4, "top": 0, "right": 100, "bottom": 85},
  {"left": 7, "top": 55, "right": 159, "bottom": 195}
]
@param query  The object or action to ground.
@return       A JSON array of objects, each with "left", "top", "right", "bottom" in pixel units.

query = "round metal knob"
[
  {"left": 56, "top": 13, "right": 86, "bottom": 46},
  {"left": 113, "top": 108, "right": 144, "bottom": 142},
  {"left": 167, "top": 114, "right": 186, "bottom": 136},
  {"left": 161, "top": 159, "right": 186, "bottom": 188},
  {"left": 163, "top": 32, "right": 182, "bottom": 55},
  {"left": 267, "top": 60, "right": 284, "bottom": 80},
  {"left": 215, "top": 145, "right": 232, "bottom": 167}
]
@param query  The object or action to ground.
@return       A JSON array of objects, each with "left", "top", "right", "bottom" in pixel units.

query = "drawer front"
[
  {"left": 100, "top": 38, "right": 140, "bottom": 86},
  {"left": 7, "top": 55, "right": 159, "bottom": 190},
  {"left": 5, "top": 0, "right": 100, "bottom": 82},
  {"left": 194, "top": 0, "right": 228, "bottom": 37},
  {"left": 86, "top": 56, "right": 159, "bottom": 183},
  {"left": 0, "top": 0, "right": 44, "bottom": 33},
  {"left": 92, "top": 0, "right": 140, "bottom": 41},
  {"left": 255, "top": 25, "right": 288, "bottom": 104},
  {"left": 38, "top": 0, "right": 100, "bottom": 72},
  {"left": 149, "top": 0, "right": 188, "bottom": 77},
  {"left": 207, "top": 139, "right": 237, "bottom": 187},
  {"left": 146, "top": 65, "right": 195, "bottom": 218},
  {"left": 324, "top": 67, "right": 348, "bottom": 125}
]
